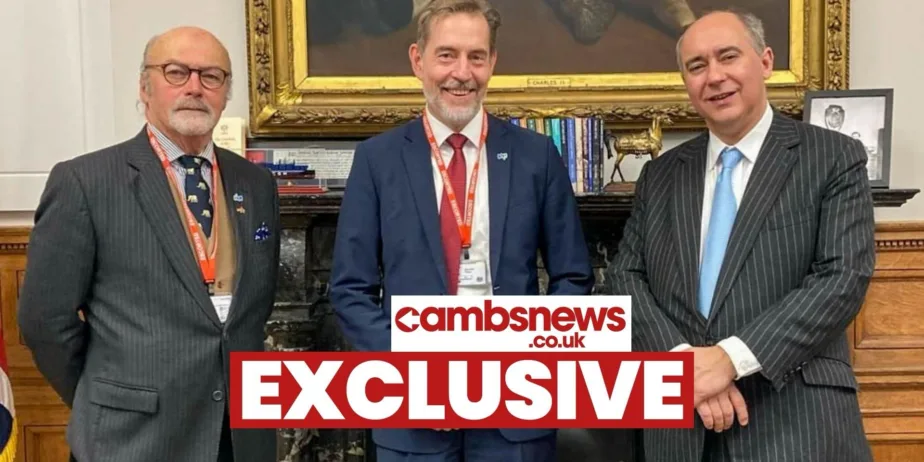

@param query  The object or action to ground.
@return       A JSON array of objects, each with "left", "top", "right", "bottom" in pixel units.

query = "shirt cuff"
[
  {"left": 670, "top": 343, "right": 692, "bottom": 352},
  {"left": 717, "top": 336, "right": 762, "bottom": 379}
]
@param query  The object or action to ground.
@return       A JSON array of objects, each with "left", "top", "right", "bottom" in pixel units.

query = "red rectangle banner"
[{"left": 229, "top": 352, "right": 693, "bottom": 429}]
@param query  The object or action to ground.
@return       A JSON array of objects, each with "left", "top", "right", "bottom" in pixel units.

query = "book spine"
[{"left": 565, "top": 118, "right": 576, "bottom": 190}]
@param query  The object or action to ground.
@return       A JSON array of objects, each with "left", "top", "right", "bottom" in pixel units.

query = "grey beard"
[
  {"left": 169, "top": 109, "right": 215, "bottom": 136},
  {"left": 424, "top": 88, "right": 481, "bottom": 129}
]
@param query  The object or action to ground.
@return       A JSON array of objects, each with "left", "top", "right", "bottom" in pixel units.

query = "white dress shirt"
[
  {"left": 675, "top": 103, "right": 774, "bottom": 380},
  {"left": 426, "top": 106, "right": 493, "bottom": 296}
]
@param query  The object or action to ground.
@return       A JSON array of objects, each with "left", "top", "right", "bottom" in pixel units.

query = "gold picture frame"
[{"left": 245, "top": 0, "right": 849, "bottom": 137}]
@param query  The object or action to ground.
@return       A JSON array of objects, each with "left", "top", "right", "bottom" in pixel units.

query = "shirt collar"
[
  {"left": 425, "top": 105, "right": 485, "bottom": 151},
  {"left": 147, "top": 121, "right": 216, "bottom": 165},
  {"left": 707, "top": 102, "right": 773, "bottom": 170}
]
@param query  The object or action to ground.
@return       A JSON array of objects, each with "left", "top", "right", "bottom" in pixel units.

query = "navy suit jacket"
[{"left": 329, "top": 114, "right": 594, "bottom": 453}]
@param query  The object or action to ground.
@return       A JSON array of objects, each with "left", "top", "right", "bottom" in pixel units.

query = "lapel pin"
[
  {"left": 233, "top": 193, "right": 244, "bottom": 202},
  {"left": 497, "top": 152, "right": 508, "bottom": 161},
  {"left": 235, "top": 206, "right": 246, "bottom": 214},
  {"left": 254, "top": 222, "right": 271, "bottom": 241}
]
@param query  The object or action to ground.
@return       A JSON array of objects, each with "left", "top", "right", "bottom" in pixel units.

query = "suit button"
[{"left": 212, "top": 390, "right": 224, "bottom": 402}]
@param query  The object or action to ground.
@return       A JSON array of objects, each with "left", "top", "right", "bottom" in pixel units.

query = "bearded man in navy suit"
[{"left": 329, "top": 0, "right": 595, "bottom": 461}]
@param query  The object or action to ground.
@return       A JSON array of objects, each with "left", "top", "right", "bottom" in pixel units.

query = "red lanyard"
[
  {"left": 422, "top": 110, "right": 488, "bottom": 251},
  {"left": 146, "top": 126, "right": 219, "bottom": 288}
]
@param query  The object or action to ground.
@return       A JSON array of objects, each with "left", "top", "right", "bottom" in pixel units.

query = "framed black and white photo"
[{"left": 803, "top": 89, "right": 894, "bottom": 188}]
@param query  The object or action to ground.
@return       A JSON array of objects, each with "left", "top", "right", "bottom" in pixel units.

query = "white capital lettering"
[
  {"left": 449, "top": 360, "right": 500, "bottom": 420},
  {"left": 580, "top": 360, "right": 638, "bottom": 419},
  {"left": 347, "top": 360, "right": 403, "bottom": 420},
  {"left": 556, "top": 361, "right": 576, "bottom": 419},
  {"left": 241, "top": 360, "right": 281, "bottom": 420},
  {"left": 644, "top": 360, "right": 684, "bottom": 420},
  {"left": 409, "top": 361, "right": 443, "bottom": 419},
  {"left": 284, "top": 361, "right": 344, "bottom": 419},
  {"left": 505, "top": 360, "right": 551, "bottom": 420}
]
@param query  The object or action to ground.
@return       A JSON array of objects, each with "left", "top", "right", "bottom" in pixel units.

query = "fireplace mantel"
[{"left": 279, "top": 188, "right": 920, "bottom": 218}]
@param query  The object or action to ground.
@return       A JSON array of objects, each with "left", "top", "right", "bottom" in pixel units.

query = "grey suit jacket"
[
  {"left": 605, "top": 112, "right": 875, "bottom": 462},
  {"left": 18, "top": 128, "right": 281, "bottom": 462}
]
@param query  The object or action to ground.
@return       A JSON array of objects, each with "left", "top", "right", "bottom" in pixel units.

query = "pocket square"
[{"left": 254, "top": 222, "right": 271, "bottom": 241}]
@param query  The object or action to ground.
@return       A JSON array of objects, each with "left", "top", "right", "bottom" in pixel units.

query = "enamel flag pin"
[{"left": 233, "top": 193, "right": 245, "bottom": 213}]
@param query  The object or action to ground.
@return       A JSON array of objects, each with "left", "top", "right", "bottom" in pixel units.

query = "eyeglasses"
[{"left": 144, "top": 62, "right": 230, "bottom": 90}]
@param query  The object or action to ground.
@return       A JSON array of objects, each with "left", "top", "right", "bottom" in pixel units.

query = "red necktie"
[{"left": 440, "top": 133, "right": 468, "bottom": 295}]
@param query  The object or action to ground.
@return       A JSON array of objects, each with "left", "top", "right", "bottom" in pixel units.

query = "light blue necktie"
[{"left": 698, "top": 147, "right": 743, "bottom": 318}]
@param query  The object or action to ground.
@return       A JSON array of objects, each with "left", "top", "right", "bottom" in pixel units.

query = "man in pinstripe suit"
[
  {"left": 17, "top": 27, "right": 279, "bottom": 461},
  {"left": 606, "top": 10, "right": 875, "bottom": 462}
]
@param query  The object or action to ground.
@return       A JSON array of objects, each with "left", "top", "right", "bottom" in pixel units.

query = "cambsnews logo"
[
  {"left": 392, "top": 295, "right": 631, "bottom": 352},
  {"left": 230, "top": 295, "right": 694, "bottom": 429}
]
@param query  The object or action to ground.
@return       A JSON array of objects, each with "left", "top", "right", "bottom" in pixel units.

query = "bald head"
[
  {"left": 141, "top": 26, "right": 231, "bottom": 86},
  {"left": 139, "top": 26, "right": 232, "bottom": 154}
]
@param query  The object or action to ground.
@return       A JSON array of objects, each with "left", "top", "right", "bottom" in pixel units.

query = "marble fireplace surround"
[{"left": 267, "top": 189, "right": 918, "bottom": 462}]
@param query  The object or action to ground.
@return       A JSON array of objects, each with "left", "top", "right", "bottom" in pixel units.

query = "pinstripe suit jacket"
[
  {"left": 17, "top": 128, "right": 281, "bottom": 462},
  {"left": 605, "top": 112, "right": 875, "bottom": 462}
]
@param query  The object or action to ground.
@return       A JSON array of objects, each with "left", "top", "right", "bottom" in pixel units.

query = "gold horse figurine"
[{"left": 604, "top": 116, "right": 667, "bottom": 192}]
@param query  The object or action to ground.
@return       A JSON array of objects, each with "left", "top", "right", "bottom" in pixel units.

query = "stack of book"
[
  {"left": 507, "top": 116, "right": 607, "bottom": 194},
  {"left": 242, "top": 117, "right": 608, "bottom": 196},
  {"left": 245, "top": 150, "right": 326, "bottom": 195}
]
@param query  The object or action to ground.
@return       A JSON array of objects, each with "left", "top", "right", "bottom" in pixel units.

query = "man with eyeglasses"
[{"left": 18, "top": 26, "right": 280, "bottom": 462}]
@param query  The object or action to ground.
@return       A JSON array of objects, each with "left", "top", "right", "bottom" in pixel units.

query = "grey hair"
[
  {"left": 675, "top": 9, "right": 767, "bottom": 72},
  {"left": 415, "top": 0, "right": 502, "bottom": 52},
  {"left": 139, "top": 34, "right": 159, "bottom": 95}
]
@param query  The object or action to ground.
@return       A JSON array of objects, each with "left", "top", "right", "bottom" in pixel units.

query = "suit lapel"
[
  {"left": 126, "top": 129, "right": 221, "bottom": 328},
  {"left": 673, "top": 133, "right": 708, "bottom": 324},
  {"left": 707, "top": 114, "right": 801, "bottom": 323},
  {"left": 215, "top": 150, "right": 251, "bottom": 319},
  {"left": 401, "top": 119, "right": 449, "bottom": 291},
  {"left": 486, "top": 116, "right": 511, "bottom": 284}
]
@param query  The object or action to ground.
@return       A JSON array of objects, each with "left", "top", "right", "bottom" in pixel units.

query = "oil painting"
[
  {"left": 246, "top": 0, "right": 849, "bottom": 136},
  {"left": 305, "top": 0, "right": 789, "bottom": 76}
]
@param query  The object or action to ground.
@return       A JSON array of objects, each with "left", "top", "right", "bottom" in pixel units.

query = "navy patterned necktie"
[{"left": 178, "top": 155, "right": 213, "bottom": 238}]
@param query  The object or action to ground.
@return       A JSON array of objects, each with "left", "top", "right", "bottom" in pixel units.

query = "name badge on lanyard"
[
  {"left": 146, "top": 126, "right": 220, "bottom": 295},
  {"left": 422, "top": 110, "right": 490, "bottom": 288},
  {"left": 459, "top": 259, "right": 488, "bottom": 287}
]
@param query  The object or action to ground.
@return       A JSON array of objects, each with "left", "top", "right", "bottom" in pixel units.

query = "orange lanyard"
[
  {"left": 422, "top": 110, "right": 488, "bottom": 254},
  {"left": 146, "top": 126, "right": 219, "bottom": 289}
]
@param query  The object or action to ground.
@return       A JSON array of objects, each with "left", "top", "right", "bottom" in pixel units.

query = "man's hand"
[
  {"left": 696, "top": 383, "right": 749, "bottom": 432},
  {"left": 691, "top": 346, "right": 737, "bottom": 406}
]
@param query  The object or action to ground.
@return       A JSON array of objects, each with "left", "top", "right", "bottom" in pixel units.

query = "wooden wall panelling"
[
  {"left": 855, "top": 222, "right": 924, "bottom": 461},
  {"left": 0, "top": 228, "right": 70, "bottom": 462}
]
